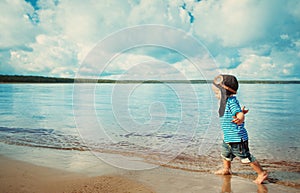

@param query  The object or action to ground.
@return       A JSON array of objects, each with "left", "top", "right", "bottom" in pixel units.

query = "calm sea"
[{"left": 0, "top": 83, "right": 299, "bottom": 184}]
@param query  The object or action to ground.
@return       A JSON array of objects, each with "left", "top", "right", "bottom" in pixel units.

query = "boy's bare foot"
[
  {"left": 214, "top": 168, "right": 232, "bottom": 175},
  {"left": 253, "top": 171, "right": 268, "bottom": 184}
]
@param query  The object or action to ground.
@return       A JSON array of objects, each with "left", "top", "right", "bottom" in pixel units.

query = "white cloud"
[
  {"left": 280, "top": 34, "right": 289, "bottom": 40},
  {"left": 192, "top": 0, "right": 290, "bottom": 47},
  {"left": 282, "top": 63, "right": 294, "bottom": 76},
  {"left": 222, "top": 54, "right": 275, "bottom": 79},
  {"left": 0, "top": 0, "right": 299, "bottom": 79},
  {"left": 286, "top": 0, "right": 300, "bottom": 20},
  {"left": 10, "top": 34, "right": 79, "bottom": 77},
  {"left": 0, "top": 0, "right": 38, "bottom": 48},
  {"left": 107, "top": 53, "right": 156, "bottom": 72},
  {"left": 173, "top": 54, "right": 220, "bottom": 80},
  {"left": 222, "top": 44, "right": 300, "bottom": 80},
  {"left": 116, "top": 61, "right": 183, "bottom": 80}
]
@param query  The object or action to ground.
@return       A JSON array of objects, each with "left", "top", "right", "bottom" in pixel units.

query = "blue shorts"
[{"left": 221, "top": 140, "right": 256, "bottom": 163}]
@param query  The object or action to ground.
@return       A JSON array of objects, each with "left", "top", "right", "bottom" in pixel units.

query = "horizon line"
[{"left": 1, "top": 74, "right": 300, "bottom": 84}]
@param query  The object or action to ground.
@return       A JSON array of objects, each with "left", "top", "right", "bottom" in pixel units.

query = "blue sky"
[{"left": 0, "top": 0, "right": 299, "bottom": 80}]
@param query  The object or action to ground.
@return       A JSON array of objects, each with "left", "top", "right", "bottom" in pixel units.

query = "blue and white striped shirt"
[{"left": 220, "top": 96, "right": 248, "bottom": 143}]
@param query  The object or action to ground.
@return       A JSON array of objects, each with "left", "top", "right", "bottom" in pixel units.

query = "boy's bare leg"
[
  {"left": 215, "top": 160, "right": 232, "bottom": 175},
  {"left": 249, "top": 161, "right": 268, "bottom": 184}
]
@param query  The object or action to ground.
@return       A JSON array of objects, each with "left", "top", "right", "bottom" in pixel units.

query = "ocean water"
[{"left": 0, "top": 83, "right": 299, "bottom": 185}]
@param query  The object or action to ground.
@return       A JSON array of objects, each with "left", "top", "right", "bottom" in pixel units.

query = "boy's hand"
[
  {"left": 232, "top": 111, "right": 245, "bottom": 125},
  {"left": 232, "top": 106, "right": 248, "bottom": 125},
  {"left": 242, "top": 106, "right": 249, "bottom": 114},
  {"left": 232, "top": 116, "right": 244, "bottom": 125}
]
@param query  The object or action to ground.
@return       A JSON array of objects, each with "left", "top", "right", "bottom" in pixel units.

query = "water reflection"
[
  {"left": 220, "top": 175, "right": 268, "bottom": 193},
  {"left": 220, "top": 175, "right": 232, "bottom": 193},
  {"left": 257, "top": 184, "right": 268, "bottom": 193}
]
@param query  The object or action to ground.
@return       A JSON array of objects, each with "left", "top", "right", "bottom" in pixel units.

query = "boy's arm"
[
  {"left": 232, "top": 112, "right": 245, "bottom": 125},
  {"left": 232, "top": 106, "right": 248, "bottom": 125}
]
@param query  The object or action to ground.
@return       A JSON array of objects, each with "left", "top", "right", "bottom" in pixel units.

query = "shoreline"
[
  {"left": 0, "top": 142, "right": 299, "bottom": 190},
  {"left": 0, "top": 151, "right": 299, "bottom": 193}
]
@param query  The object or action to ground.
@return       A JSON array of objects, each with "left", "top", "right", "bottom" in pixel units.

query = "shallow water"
[{"left": 0, "top": 83, "right": 299, "bottom": 186}]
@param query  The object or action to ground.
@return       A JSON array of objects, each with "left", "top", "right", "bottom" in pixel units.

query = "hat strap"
[{"left": 220, "top": 83, "right": 237, "bottom": 94}]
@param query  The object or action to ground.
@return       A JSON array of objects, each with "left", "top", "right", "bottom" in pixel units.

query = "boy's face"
[{"left": 212, "top": 84, "right": 221, "bottom": 100}]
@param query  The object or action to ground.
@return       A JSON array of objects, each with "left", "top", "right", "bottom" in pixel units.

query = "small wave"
[
  {"left": 0, "top": 127, "right": 54, "bottom": 134},
  {"left": 120, "top": 132, "right": 173, "bottom": 139},
  {"left": 0, "top": 127, "right": 299, "bottom": 188},
  {"left": 0, "top": 126, "right": 88, "bottom": 151}
]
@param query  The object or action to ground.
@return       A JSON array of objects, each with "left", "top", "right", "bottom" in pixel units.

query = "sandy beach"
[
  {"left": 0, "top": 155, "right": 298, "bottom": 193},
  {"left": 0, "top": 155, "right": 154, "bottom": 193}
]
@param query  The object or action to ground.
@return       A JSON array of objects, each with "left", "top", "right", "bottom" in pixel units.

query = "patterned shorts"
[{"left": 221, "top": 140, "right": 256, "bottom": 163}]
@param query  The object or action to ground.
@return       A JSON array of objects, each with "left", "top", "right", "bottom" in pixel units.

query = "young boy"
[{"left": 212, "top": 74, "right": 268, "bottom": 184}]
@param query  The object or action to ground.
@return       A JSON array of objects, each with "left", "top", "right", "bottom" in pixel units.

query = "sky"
[{"left": 0, "top": 0, "right": 299, "bottom": 80}]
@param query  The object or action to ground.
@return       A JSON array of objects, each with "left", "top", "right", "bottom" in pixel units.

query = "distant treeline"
[
  {"left": 0, "top": 75, "right": 300, "bottom": 84},
  {"left": 0, "top": 75, "right": 74, "bottom": 83},
  {"left": 0, "top": 75, "right": 113, "bottom": 83}
]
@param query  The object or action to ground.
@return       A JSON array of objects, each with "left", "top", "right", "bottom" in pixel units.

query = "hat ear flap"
[{"left": 218, "top": 88, "right": 227, "bottom": 117}]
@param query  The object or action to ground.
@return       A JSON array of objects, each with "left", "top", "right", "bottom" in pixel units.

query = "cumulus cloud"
[
  {"left": 222, "top": 38, "right": 300, "bottom": 79},
  {"left": 10, "top": 34, "right": 79, "bottom": 77},
  {"left": 0, "top": 0, "right": 37, "bottom": 48},
  {"left": 0, "top": 0, "right": 299, "bottom": 79},
  {"left": 193, "top": 0, "right": 298, "bottom": 46},
  {"left": 189, "top": 0, "right": 300, "bottom": 79}
]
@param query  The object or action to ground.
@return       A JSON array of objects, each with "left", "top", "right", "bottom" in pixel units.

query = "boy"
[{"left": 212, "top": 74, "right": 268, "bottom": 184}]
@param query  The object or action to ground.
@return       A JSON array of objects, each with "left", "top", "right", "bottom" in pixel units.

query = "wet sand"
[
  {"left": 0, "top": 155, "right": 298, "bottom": 193},
  {"left": 0, "top": 155, "right": 154, "bottom": 193}
]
